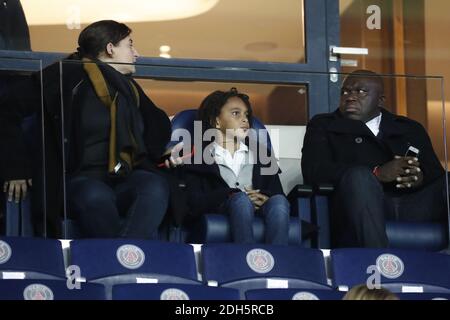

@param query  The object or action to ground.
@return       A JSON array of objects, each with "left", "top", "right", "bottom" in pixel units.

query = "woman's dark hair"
[
  {"left": 197, "top": 87, "right": 253, "bottom": 131},
  {"left": 75, "top": 20, "right": 131, "bottom": 59}
]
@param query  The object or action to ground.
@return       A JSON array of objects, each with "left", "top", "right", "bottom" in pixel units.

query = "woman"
[
  {"left": 1, "top": 20, "right": 173, "bottom": 238},
  {"left": 183, "top": 88, "right": 290, "bottom": 244}
]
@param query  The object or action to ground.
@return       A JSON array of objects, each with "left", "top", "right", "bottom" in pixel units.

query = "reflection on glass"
[
  {"left": 135, "top": 78, "right": 308, "bottom": 125},
  {"left": 23, "top": 0, "right": 305, "bottom": 63},
  {"left": 0, "top": 58, "right": 44, "bottom": 237}
]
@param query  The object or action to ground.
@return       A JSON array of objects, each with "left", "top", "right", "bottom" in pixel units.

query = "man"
[{"left": 301, "top": 69, "right": 446, "bottom": 248}]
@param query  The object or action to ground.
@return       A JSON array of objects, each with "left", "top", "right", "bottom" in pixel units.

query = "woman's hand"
[{"left": 3, "top": 179, "right": 32, "bottom": 203}]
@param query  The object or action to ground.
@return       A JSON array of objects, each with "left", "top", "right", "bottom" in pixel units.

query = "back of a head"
[
  {"left": 75, "top": 20, "right": 131, "bottom": 59},
  {"left": 343, "top": 284, "right": 399, "bottom": 300}
]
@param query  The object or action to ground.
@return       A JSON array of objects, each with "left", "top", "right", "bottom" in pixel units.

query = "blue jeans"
[
  {"left": 225, "top": 192, "right": 290, "bottom": 245},
  {"left": 67, "top": 170, "right": 169, "bottom": 239}
]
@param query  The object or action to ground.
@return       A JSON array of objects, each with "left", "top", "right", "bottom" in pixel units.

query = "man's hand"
[
  {"left": 3, "top": 179, "right": 32, "bottom": 203},
  {"left": 394, "top": 156, "right": 423, "bottom": 189},
  {"left": 245, "top": 187, "right": 269, "bottom": 210},
  {"left": 377, "top": 156, "right": 423, "bottom": 189}
]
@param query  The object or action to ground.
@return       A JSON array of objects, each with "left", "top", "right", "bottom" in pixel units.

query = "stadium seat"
[
  {"left": 396, "top": 292, "right": 450, "bottom": 300},
  {"left": 112, "top": 283, "right": 240, "bottom": 300},
  {"left": 312, "top": 185, "right": 449, "bottom": 250},
  {"left": 69, "top": 239, "right": 200, "bottom": 298},
  {"left": 201, "top": 243, "right": 331, "bottom": 298},
  {"left": 0, "top": 236, "right": 65, "bottom": 279},
  {"left": 170, "top": 109, "right": 314, "bottom": 246},
  {"left": 4, "top": 115, "right": 38, "bottom": 237},
  {"left": 0, "top": 279, "right": 106, "bottom": 300},
  {"left": 330, "top": 248, "right": 450, "bottom": 293},
  {"left": 245, "top": 288, "right": 344, "bottom": 300}
]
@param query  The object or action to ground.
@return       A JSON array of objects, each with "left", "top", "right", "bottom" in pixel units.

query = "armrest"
[
  {"left": 287, "top": 184, "right": 313, "bottom": 202},
  {"left": 314, "top": 184, "right": 334, "bottom": 195},
  {"left": 311, "top": 184, "right": 334, "bottom": 249}
]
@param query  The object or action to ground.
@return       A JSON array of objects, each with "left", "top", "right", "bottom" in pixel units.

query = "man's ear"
[
  {"left": 214, "top": 117, "right": 221, "bottom": 129},
  {"left": 106, "top": 42, "right": 114, "bottom": 56},
  {"left": 378, "top": 94, "right": 386, "bottom": 107}
]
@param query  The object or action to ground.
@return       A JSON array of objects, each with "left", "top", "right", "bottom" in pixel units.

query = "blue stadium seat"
[
  {"left": 0, "top": 279, "right": 106, "bottom": 300},
  {"left": 330, "top": 248, "right": 450, "bottom": 293},
  {"left": 396, "top": 292, "right": 450, "bottom": 300},
  {"left": 201, "top": 243, "right": 331, "bottom": 298},
  {"left": 171, "top": 109, "right": 314, "bottom": 246},
  {"left": 0, "top": 237, "right": 65, "bottom": 279},
  {"left": 112, "top": 283, "right": 240, "bottom": 300},
  {"left": 312, "top": 185, "right": 449, "bottom": 250},
  {"left": 4, "top": 115, "right": 38, "bottom": 237},
  {"left": 69, "top": 239, "right": 200, "bottom": 298},
  {"left": 5, "top": 196, "right": 33, "bottom": 237},
  {"left": 245, "top": 288, "right": 344, "bottom": 300}
]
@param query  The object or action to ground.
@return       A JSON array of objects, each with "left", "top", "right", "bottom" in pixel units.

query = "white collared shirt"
[
  {"left": 365, "top": 112, "right": 382, "bottom": 136},
  {"left": 213, "top": 142, "right": 249, "bottom": 177}
]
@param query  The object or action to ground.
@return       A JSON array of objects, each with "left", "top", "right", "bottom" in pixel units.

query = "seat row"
[
  {"left": 2, "top": 280, "right": 450, "bottom": 300},
  {"left": 0, "top": 236, "right": 449, "bottom": 300}
]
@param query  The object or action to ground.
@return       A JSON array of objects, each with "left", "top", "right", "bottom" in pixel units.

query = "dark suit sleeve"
[
  {"left": 301, "top": 116, "right": 352, "bottom": 186},
  {"left": 183, "top": 170, "right": 236, "bottom": 217},
  {"left": 0, "top": 74, "right": 40, "bottom": 180},
  {"left": 258, "top": 166, "right": 285, "bottom": 197},
  {"left": 259, "top": 176, "right": 284, "bottom": 197},
  {"left": 410, "top": 121, "right": 445, "bottom": 187},
  {"left": 135, "top": 81, "right": 171, "bottom": 162}
]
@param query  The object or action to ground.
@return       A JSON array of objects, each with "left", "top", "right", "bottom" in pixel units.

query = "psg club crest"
[
  {"left": 0, "top": 240, "right": 12, "bottom": 264},
  {"left": 23, "top": 284, "right": 54, "bottom": 300},
  {"left": 160, "top": 288, "right": 190, "bottom": 300},
  {"left": 292, "top": 291, "right": 320, "bottom": 300},
  {"left": 116, "top": 244, "right": 145, "bottom": 269},
  {"left": 246, "top": 248, "right": 275, "bottom": 274},
  {"left": 376, "top": 253, "right": 404, "bottom": 279}
]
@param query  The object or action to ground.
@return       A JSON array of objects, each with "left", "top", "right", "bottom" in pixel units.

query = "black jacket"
[
  {"left": 0, "top": 0, "right": 31, "bottom": 50},
  {"left": 0, "top": 60, "right": 171, "bottom": 236},
  {"left": 301, "top": 108, "right": 445, "bottom": 192},
  {"left": 182, "top": 144, "right": 284, "bottom": 218}
]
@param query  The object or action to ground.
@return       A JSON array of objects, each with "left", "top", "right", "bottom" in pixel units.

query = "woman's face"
[
  {"left": 215, "top": 97, "right": 250, "bottom": 141},
  {"left": 106, "top": 35, "right": 139, "bottom": 74}
]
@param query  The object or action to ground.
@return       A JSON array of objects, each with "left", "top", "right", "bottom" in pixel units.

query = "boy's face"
[{"left": 215, "top": 97, "right": 250, "bottom": 141}]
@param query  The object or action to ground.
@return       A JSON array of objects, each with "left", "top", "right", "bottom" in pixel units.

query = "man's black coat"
[{"left": 301, "top": 108, "right": 444, "bottom": 193}]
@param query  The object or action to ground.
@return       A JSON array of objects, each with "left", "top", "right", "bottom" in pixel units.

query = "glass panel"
[
  {"left": 54, "top": 62, "right": 448, "bottom": 243},
  {"left": 135, "top": 78, "right": 308, "bottom": 125},
  {"left": 334, "top": 71, "right": 449, "bottom": 246},
  {"left": 338, "top": 0, "right": 450, "bottom": 143},
  {"left": 0, "top": 57, "right": 45, "bottom": 237},
  {"left": 22, "top": 0, "right": 305, "bottom": 63}
]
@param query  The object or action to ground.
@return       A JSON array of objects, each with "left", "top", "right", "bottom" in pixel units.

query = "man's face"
[{"left": 339, "top": 76, "right": 384, "bottom": 122}]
